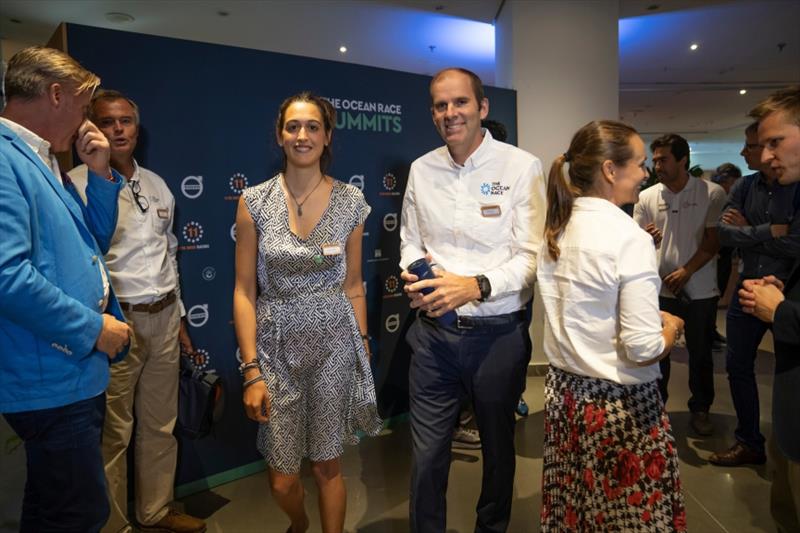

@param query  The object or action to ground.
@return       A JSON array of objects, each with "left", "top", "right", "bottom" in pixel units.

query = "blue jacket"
[{"left": 0, "top": 122, "right": 127, "bottom": 413}]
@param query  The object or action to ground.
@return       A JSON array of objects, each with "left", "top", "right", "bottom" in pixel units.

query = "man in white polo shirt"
[
  {"left": 69, "top": 90, "right": 205, "bottom": 533},
  {"left": 634, "top": 133, "right": 727, "bottom": 437},
  {"left": 400, "top": 67, "right": 546, "bottom": 532}
]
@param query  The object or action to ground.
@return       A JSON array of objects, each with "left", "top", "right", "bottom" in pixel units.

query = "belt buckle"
[{"left": 456, "top": 316, "right": 473, "bottom": 330}]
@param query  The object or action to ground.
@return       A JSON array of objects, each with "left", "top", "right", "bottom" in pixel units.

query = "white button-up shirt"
[
  {"left": 69, "top": 161, "right": 184, "bottom": 314},
  {"left": 537, "top": 197, "right": 666, "bottom": 384},
  {"left": 634, "top": 178, "right": 727, "bottom": 300},
  {"left": 400, "top": 130, "right": 546, "bottom": 316}
]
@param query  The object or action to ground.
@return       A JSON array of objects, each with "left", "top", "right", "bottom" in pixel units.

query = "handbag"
[{"left": 175, "top": 353, "right": 224, "bottom": 439}]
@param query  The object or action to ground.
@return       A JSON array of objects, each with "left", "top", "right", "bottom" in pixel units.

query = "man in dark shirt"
[{"left": 711, "top": 122, "right": 799, "bottom": 466}]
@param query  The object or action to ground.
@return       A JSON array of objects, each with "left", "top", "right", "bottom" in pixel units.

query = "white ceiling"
[{"left": 1, "top": 0, "right": 799, "bottom": 150}]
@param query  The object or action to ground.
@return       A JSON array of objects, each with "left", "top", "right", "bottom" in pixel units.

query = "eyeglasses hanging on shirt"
[{"left": 129, "top": 180, "right": 149, "bottom": 213}]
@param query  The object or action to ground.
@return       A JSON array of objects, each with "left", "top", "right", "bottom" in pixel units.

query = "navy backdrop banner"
[{"left": 65, "top": 23, "right": 518, "bottom": 487}]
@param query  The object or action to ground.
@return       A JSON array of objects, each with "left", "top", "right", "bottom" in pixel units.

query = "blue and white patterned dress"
[{"left": 242, "top": 175, "right": 382, "bottom": 473}]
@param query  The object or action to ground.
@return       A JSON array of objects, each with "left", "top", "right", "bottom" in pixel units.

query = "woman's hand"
[{"left": 242, "top": 368, "right": 270, "bottom": 422}]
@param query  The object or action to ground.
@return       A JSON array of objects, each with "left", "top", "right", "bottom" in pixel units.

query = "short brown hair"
[
  {"left": 429, "top": 68, "right": 485, "bottom": 106},
  {"left": 90, "top": 89, "right": 140, "bottom": 125},
  {"left": 749, "top": 86, "right": 800, "bottom": 127},
  {"left": 4, "top": 46, "right": 100, "bottom": 101},
  {"left": 650, "top": 133, "right": 690, "bottom": 170}
]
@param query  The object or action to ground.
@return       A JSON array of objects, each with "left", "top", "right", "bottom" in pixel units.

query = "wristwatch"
[{"left": 475, "top": 274, "right": 491, "bottom": 302}]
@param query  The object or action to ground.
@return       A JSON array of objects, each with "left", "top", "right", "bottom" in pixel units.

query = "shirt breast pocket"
[
  {"left": 151, "top": 209, "right": 170, "bottom": 235},
  {"left": 471, "top": 201, "right": 510, "bottom": 249}
]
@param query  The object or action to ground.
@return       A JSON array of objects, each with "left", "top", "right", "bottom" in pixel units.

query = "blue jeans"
[
  {"left": 407, "top": 314, "right": 530, "bottom": 533},
  {"left": 726, "top": 290, "right": 770, "bottom": 453},
  {"left": 3, "top": 393, "right": 109, "bottom": 532}
]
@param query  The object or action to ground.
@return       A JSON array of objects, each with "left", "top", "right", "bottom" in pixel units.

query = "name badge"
[
  {"left": 322, "top": 243, "right": 342, "bottom": 256},
  {"left": 480, "top": 205, "right": 501, "bottom": 218},
  {"left": 157, "top": 208, "right": 169, "bottom": 219}
]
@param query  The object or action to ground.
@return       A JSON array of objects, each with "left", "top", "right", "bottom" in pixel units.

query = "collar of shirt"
[
  {"left": 0, "top": 117, "right": 61, "bottom": 182},
  {"left": 444, "top": 128, "right": 493, "bottom": 170}
]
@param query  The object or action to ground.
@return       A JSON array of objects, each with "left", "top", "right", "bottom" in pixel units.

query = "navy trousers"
[
  {"left": 658, "top": 296, "right": 718, "bottom": 412},
  {"left": 726, "top": 289, "right": 770, "bottom": 453},
  {"left": 407, "top": 314, "right": 530, "bottom": 533},
  {"left": 3, "top": 393, "right": 109, "bottom": 533}
]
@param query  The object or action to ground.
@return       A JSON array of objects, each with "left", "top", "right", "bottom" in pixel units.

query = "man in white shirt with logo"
[
  {"left": 69, "top": 90, "right": 205, "bottom": 533},
  {"left": 400, "top": 68, "right": 546, "bottom": 533},
  {"left": 634, "top": 133, "right": 727, "bottom": 437}
]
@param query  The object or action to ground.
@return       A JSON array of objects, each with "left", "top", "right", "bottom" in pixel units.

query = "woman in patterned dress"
[
  {"left": 233, "top": 92, "right": 382, "bottom": 533},
  {"left": 536, "top": 120, "right": 688, "bottom": 531}
]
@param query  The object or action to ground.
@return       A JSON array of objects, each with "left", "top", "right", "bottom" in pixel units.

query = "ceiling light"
[
  {"left": 689, "top": 43, "right": 699, "bottom": 51},
  {"left": 739, "top": 89, "right": 747, "bottom": 95},
  {"left": 339, "top": 45, "right": 347, "bottom": 53},
  {"left": 105, "top": 12, "right": 135, "bottom": 23}
]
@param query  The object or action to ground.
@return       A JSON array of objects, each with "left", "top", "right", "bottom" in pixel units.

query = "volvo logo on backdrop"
[
  {"left": 230, "top": 223, "right": 237, "bottom": 242},
  {"left": 187, "top": 304, "right": 209, "bottom": 328},
  {"left": 383, "top": 213, "right": 398, "bottom": 232},
  {"left": 349, "top": 174, "right": 365, "bottom": 191},
  {"left": 201, "top": 266, "right": 216, "bottom": 281},
  {"left": 181, "top": 175, "right": 204, "bottom": 199},
  {"left": 385, "top": 313, "right": 400, "bottom": 333},
  {"left": 235, "top": 348, "right": 242, "bottom": 364},
  {"left": 225, "top": 172, "right": 249, "bottom": 200}
]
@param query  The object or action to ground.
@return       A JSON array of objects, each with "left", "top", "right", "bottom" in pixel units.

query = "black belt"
[
  {"left": 424, "top": 310, "right": 526, "bottom": 330},
  {"left": 119, "top": 291, "right": 176, "bottom": 314}
]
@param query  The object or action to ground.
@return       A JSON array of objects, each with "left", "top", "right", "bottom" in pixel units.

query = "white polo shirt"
[
  {"left": 400, "top": 130, "right": 546, "bottom": 316},
  {"left": 633, "top": 177, "right": 727, "bottom": 300}
]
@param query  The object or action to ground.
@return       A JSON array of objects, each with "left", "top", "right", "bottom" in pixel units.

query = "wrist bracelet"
[
  {"left": 243, "top": 374, "right": 265, "bottom": 389},
  {"left": 239, "top": 360, "right": 259, "bottom": 375},
  {"left": 360, "top": 333, "right": 370, "bottom": 341}
]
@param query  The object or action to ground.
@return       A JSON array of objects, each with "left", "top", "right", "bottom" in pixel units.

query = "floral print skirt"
[{"left": 541, "top": 366, "right": 686, "bottom": 532}]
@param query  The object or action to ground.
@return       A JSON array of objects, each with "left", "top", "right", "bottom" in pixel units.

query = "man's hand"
[
  {"left": 663, "top": 267, "right": 692, "bottom": 295},
  {"left": 721, "top": 208, "right": 748, "bottom": 227},
  {"left": 739, "top": 277, "right": 785, "bottom": 323},
  {"left": 770, "top": 224, "right": 789, "bottom": 238},
  {"left": 75, "top": 120, "right": 112, "bottom": 178},
  {"left": 95, "top": 314, "right": 131, "bottom": 359},
  {"left": 644, "top": 223, "right": 663, "bottom": 247},
  {"left": 403, "top": 270, "right": 480, "bottom": 317},
  {"left": 179, "top": 318, "right": 195, "bottom": 355}
]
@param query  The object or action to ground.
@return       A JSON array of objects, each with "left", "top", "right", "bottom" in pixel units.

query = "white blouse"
[{"left": 537, "top": 197, "right": 666, "bottom": 384}]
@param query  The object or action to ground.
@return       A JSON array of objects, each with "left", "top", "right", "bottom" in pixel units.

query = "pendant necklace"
[{"left": 284, "top": 174, "right": 324, "bottom": 217}]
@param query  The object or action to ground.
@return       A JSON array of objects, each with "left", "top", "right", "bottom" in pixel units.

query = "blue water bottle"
[{"left": 407, "top": 258, "right": 457, "bottom": 326}]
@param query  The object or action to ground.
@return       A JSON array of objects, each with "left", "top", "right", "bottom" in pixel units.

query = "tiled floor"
[{"left": 180, "top": 311, "right": 780, "bottom": 532}]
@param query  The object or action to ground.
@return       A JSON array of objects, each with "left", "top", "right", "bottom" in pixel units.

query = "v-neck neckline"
[{"left": 280, "top": 174, "right": 336, "bottom": 242}]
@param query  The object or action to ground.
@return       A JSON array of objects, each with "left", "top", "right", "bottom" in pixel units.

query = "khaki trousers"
[
  {"left": 770, "top": 434, "right": 800, "bottom": 533},
  {"left": 102, "top": 302, "right": 180, "bottom": 533}
]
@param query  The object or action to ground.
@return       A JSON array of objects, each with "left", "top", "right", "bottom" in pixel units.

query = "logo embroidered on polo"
[{"left": 480, "top": 182, "right": 510, "bottom": 196}]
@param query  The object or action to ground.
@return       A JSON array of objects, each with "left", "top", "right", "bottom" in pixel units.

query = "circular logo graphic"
[
  {"left": 229, "top": 172, "right": 248, "bottom": 195},
  {"left": 349, "top": 174, "right": 365, "bottom": 191},
  {"left": 181, "top": 175, "right": 204, "bottom": 199},
  {"left": 384, "top": 274, "right": 400, "bottom": 293},
  {"left": 382, "top": 172, "right": 397, "bottom": 191},
  {"left": 201, "top": 267, "right": 216, "bottom": 281},
  {"left": 385, "top": 313, "right": 400, "bottom": 333},
  {"left": 383, "top": 212, "right": 398, "bottom": 232},
  {"left": 182, "top": 221, "right": 204, "bottom": 244},
  {"left": 235, "top": 348, "right": 242, "bottom": 364},
  {"left": 187, "top": 304, "right": 209, "bottom": 328},
  {"left": 480, "top": 183, "right": 491, "bottom": 196},
  {"left": 230, "top": 223, "right": 237, "bottom": 242},
  {"left": 191, "top": 348, "right": 210, "bottom": 370}
]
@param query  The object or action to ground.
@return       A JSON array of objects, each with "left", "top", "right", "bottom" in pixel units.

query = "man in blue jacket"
[{"left": 0, "top": 47, "right": 130, "bottom": 532}]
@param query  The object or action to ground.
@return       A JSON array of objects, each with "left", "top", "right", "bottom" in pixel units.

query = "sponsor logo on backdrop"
[
  {"left": 235, "top": 348, "right": 242, "bottom": 364},
  {"left": 181, "top": 175, "right": 204, "bottom": 199},
  {"left": 187, "top": 304, "right": 209, "bottom": 328},
  {"left": 225, "top": 172, "right": 249, "bottom": 200},
  {"left": 189, "top": 348, "right": 211, "bottom": 371},
  {"left": 349, "top": 174, "right": 365, "bottom": 191},
  {"left": 385, "top": 313, "right": 400, "bottom": 333},
  {"left": 230, "top": 223, "right": 237, "bottom": 242},
  {"left": 367, "top": 248, "right": 389, "bottom": 263},
  {"left": 201, "top": 267, "right": 216, "bottom": 281},
  {"left": 480, "top": 182, "right": 510, "bottom": 196},
  {"left": 379, "top": 173, "right": 400, "bottom": 197},
  {"left": 323, "top": 96, "right": 403, "bottom": 134},
  {"left": 383, "top": 275, "right": 401, "bottom": 299},
  {"left": 383, "top": 213, "right": 398, "bottom": 232},
  {"left": 180, "top": 221, "right": 210, "bottom": 250}
]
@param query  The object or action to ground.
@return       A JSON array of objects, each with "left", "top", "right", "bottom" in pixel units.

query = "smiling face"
[
  {"left": 759, "top": 110, "right": 800, "bottom": 184},
  {"left": 276, "top": 101, "right": 331, "bottom": 171},
  {"left": 610, "top": 135, "right": 648, "bottom": 206},
  {"left": 430, "top": 70, "right": 488, "bottom": 164},
  {"left": 93, "top": 98, "right": 138, "bottom": 161}
]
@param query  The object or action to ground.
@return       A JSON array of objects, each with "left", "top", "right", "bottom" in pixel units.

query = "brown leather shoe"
[
  {"left": 708, "top": 442, "right": 766, "bottom": 466},
  {"left": 139, "top": 510, "right": 206, "bottom": 533}
]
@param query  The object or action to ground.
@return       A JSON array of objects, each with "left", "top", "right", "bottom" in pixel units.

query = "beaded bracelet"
[{"left": 238, "top": 360, "right": 259, "bottom": 375}]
